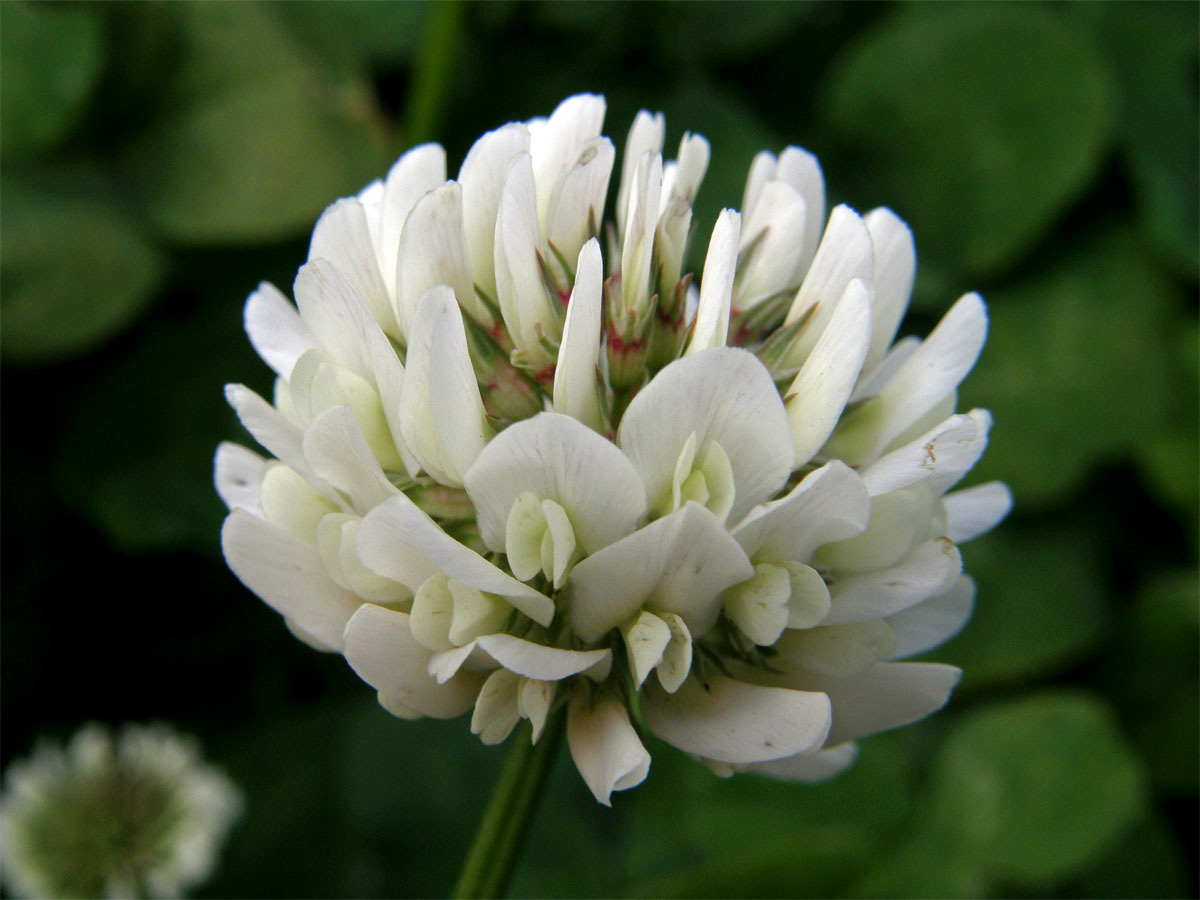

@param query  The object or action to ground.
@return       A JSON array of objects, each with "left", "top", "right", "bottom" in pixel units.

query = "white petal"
[
  {"left": 741, "top": 150, "right": 777, "bottom": 219},
  {"left": 786, "top": 277, "right": 872, "bottom": 465},
  {"left": 736, "top": 742, "right": 857, "bottom": 782},
  {"left": 735, "top": 181, "right": 807, "bottom": 310},
  {"left": 495, "top": 153, "right": 555, "bottom": 365},
  {"left": 214, "top": 442, "right": 266, "bottom": 515},
  {"left": 783, "top": 205, "right": 874, "bottom": 370},
  {"left": 301, "top": 406, "right": 397, "bottom": 514},
  {"left": 656, "top": 612, "right": 693, "bottom": 694},
  {"left": 459, "top": 122, "right": 532, "bottom": 300},
  {"left": 293, "top": 259, "right": 375, "bottom": 378},
  {"left": 566, "top": 502, "right": 754, "bottom": 643},
  {"left": 475, "top": 633, "right": 612, "bottom": 681},
  {"left": 375, "top": 144, "right": 447, "bottom": 301},
  {"left": 814, "top": 484, "right": 934, "bottom": 572},
  {"left": 618, "top": 347, "right": 795, "bottom": 523},
  {"left": 862, "top": 208, "right": 915, "bottom": 371},
  {"left": 789, "top": 661, "right": 961, "bottom": 746},
  {"left": 731, "top": 460, "right": 869, "bottom": 563},
  {"left": 530, "top": 93, "right": 606, "bottom": 228},
  {"left": 224, "top": 383, "right": 308, "bottom": 476},
  {"left": 824, "top": 538, "right": 963, "bottom": 625},
  {"left": 545, "top": 136, "right": 614, "bottom": 269},
  {"left": 343, "top": 604, "right": 482, "bottom": 719},
  {"left": 399, "top": 287, "right": 491, "bottom": 486},
  {"left": 621, "top": 610, "right": 672, "bottom": 688},
  {"left": 260, "top": 463, "right": 338, "bottom": 540},
  {"left": 618, "top": 152, "right": 663, "bottom": 317},
  {"left": 520, "top": 679, "right": 555, "bottom": 743},
  {"left": 309, "top": 197, "right": 397, "bottom": 337},
  {"left": 826, "top": 293, "right": 988, "bottom": 464},
  {"left": 642, "top": 672, "right": 831, "bottom": 764},
  {"left": 686, "top": 209, "right": 741, "bottom": 353},
  {"left": 774, "top": 621, "right": 897, "bottom": 678},
  {"left": 941, "top": 481, "right": 1012, "bottom": 542},
  {"left": 360, "top": 309, "right": 421, "bottom": 477},
  {"left": 222, "top": 509, "right": 360, "bottom": 651},
  {"left": 463, "top": 411, "right": 646, "bottom": 555},
  {"left": 667, "top": 132, "right": 710, "bottom": 206},
  {"left": 553, "top": 238, "right": 605, "bottom": 431},
  {"left": 567, "top": 689, "right": 650, "bottom": 806},
  {"left": 357, "top": 493, "right": 554, "bottom": 626},
  {"left": 617, "top": 110, "right": 665, "bottom": 232},
  {"left": 472, "top": 668, "right": 523, "bottom": 744},
  {"left": 859, "top": 411, "right": 987, "bottom": 497},
  {"left": 773, "top": 147, "right": 826, "bottom": 275},
  {"left": 394, "top": 182, "right": 481, "bottom": 332},
  {"left": 887, "top": 575, "right": 975, "bottom": 658},
  {"left": 851, "top": 335, "right": 919, "bottom": 403},
  {"left": 244, "top": 282, "right": 319, "bottom": 379}
]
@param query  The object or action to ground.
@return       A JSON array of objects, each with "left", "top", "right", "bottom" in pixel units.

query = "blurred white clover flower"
[
  {"left": 217, "top": 93, "right": 1010, "bottom": 805},
  {"left": 0, "top": 723, "right": 242, "bottom": 899}
]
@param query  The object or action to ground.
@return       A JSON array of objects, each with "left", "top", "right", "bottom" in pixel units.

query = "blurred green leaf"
[
  {"left": 1075, "top": 2, "right": 1199, "bottom": 277},
  {"left": 824, "top": 3, "right": 1115, "bottom": 287},
  {"left": 273, "top": 0, "right": 428, "bottom": 75},
  {"left": 53, "top": 288, "right": 255, "bottom": 552},
  {"left": 0, "top": 2, "right": 105, "bottom": 156},
  {"left": 1105, "top": 570, "right": 1199, "bottom": 796},
  {"left": 962, "top": 227, "right": 1179, "bottom": 506},
  {"left": 940, "top": 512, "right": 1109, "bottom": 688},
  {"left": 1, "top": 172, "right": 165, "bottom": 363},
  {"left": 653, "top": 1, "right": 818, "bottom": 65},
  {"left": 124, "top": 3, "right": 388, "bottom": 244},
  {"left": 868, "top": 692, "right": 1147, "bottom": 893},
  {"left": 1063, "top": 811, "right": 1192, "bottom": 899}
]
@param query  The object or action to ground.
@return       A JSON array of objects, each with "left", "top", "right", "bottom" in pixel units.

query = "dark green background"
[{"left": 2, "top": 2, "right": 1196, "bottom": 897}]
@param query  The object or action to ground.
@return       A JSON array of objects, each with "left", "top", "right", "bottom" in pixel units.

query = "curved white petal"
[
  {"left": 545, "top": 136, "right": 614, "bottom": 269},
  {"left": 475, "top": 634, "right": 611, "bottom": 681},
  {"left": 566, "top": 502, "right": 753, "bottom": 644},
  {"left": 735, "top": 182, "right": 807, "bottom": 310},
  {"left": 786, "top": 278, "right": 872, "bottom": 466},
  {"left": 343, "top": 604, "right": 482, "bottom": 719},
  {"left": 785, "top": 661, "right": 961, "bottom": 746},
  {"left": 827, "top": 293, "right": 988, "bottom": 465},
  {"left": 244, "top": 282, "right": 318, "bottom": 379},
  {"left": 222, "top": 509, "right": 360, "bottom": 651},
  {"left": 741, "top": 150, "right": 777, "bottom": 220},
  {"left": 773, "top": 147, "right": 825, "bottom": 275},
  {"left": 642, "top": 672, "right": 831, "bottom": 764},
  {"left": 495, "top": 153, "right": 555, "bottom": 365},
  {"left": 734, "top": 742, "right": 857, "bottom": 782},
  {"left": 619, "top": 347, "right": 795, "bottom": 523},
  {"left": 783, "top": 205, "right": 874, "bottom": 371},
  {"left": 941, "top": 481, "right": 1012, "bottom": 542},
  {"left": 773, "top": 621, "right": 897, "bottom": 678},
  {"left": 399, "top": 287, "right": 491, "bottom": 486},
  {"left": 887, "top": 575, "right": 975, "bottom": 659},
  {"left": 731, "top": 460, "right": 869, "bottom": 564},
  {"left": 293, "top": 259, "right": 376, "bottom": 379},
  {"left": 301, "top": 406, "right": 397, "bottom": 514},
  {"left": 357, "top": 493, "right": 554, "bottom": 626},
  {"left": 862, "top": 207, "right": 915, "bottom": 371},
  {"left": 464, "top": 411, "right": 646, "bottom": 556},
  {"left": 214, "top": 442, "right": 266, "bottom": 515},
  {"left": 618, "top": 152, "right": 663, "bottom": 317},
  {"left": 530, "top": 93, "right": 606, "bottom": 228},
  {"left": 224, "top": 383, "right": 307, "bottom": 476},
  {"left": 567, "top": 689, "right": 650, "bottom": 806},
  {"left": 374, "top": 144, "right": 447, "bottom": 303},
  {"left": 459, "top": 122, "right": 532, "bottom": 300},
  {"left": 553, "top": 239, "right": 605, "bottom": 431},
  {"left": 824, "top": 538, "right": 963, "bottom": 625},
  {"left": 394, "top": 182, "right": 480, "bottom": 332},
  {"left": 859, "top": 412, "right": 982, "bottom": 498},
  {"left": 686, "top": 209, "right": 741, "bottom": 353},
  {"left": 617, "top": 110, "right": 665, "bottom": 232},
  {"left": 309, "top": 197, "right": 396, "bottom": 337}
]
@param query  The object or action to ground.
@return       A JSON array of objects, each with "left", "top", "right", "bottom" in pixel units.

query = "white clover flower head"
[
  {"left": 0, "top": 722, "right": 242, "bottom": 899},
  {"left": 217, "top": 93, "right": 1011, "bottom": 805}
]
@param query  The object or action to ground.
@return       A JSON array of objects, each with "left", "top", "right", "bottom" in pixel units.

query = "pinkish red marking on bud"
[
  {"left": 558, "top": 287, "right": 572, "bottom": 308},
  {"left": 534, "top": 364, "right": 556, "bottom": 387}
]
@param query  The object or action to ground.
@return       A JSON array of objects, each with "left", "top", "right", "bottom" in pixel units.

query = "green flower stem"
[
  {"left": 452, "top": 711, "right": 566, "bottom": 899},
  {"left": 404, "top": 0, "right": 464, "bottom": 146}
]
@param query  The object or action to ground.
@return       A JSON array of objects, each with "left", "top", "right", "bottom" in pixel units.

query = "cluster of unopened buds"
[{"left": 217, "top": 94, "right": 1010, "bottom": 804}]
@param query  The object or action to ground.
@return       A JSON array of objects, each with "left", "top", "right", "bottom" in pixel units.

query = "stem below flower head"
[{"left": 451, "top": 711, "right": 566, "bottom": 899}]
